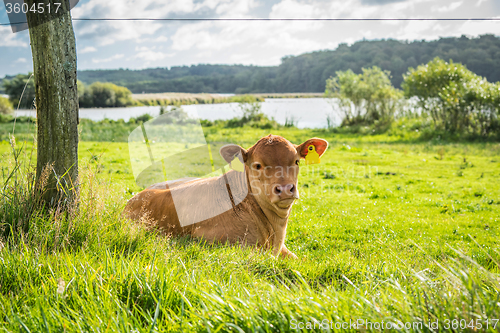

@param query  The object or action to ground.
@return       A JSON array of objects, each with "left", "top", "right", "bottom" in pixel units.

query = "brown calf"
[{"left": 124, "top": 134, "right": 328, "bottom": 258}]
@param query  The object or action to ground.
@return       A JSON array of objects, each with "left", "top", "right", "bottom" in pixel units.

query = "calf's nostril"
[
  {"left": 273, "top": 185, "right": 282, "bottom": 195},
  {"left": 283, "top": 184, "right": 294, "bottom": 195},
  {"left": 274, "top": 184, "right": 296, "bottom": 197}
]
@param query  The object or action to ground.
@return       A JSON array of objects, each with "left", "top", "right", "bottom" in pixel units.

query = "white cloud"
[
  {"left": 269, "top": 0, "right": 329, "bottom": 18},
  {"left": 14, "top": 58, "right": 27, "bottom": 63},
  {"left": 432, "top": 1, "right": 463, "bottom": 13},
  {"left": 3, "top": 0, "right": 499, "bottom": 76},
  {"left": 261, "top": 23, "right": 335, "bottom": 51},
  {"left": 323, "top": 0, "right": 434, "bottom": 19},
  {"left": 214, "top": 0, "right": 259, "bottom": 16},
  {"left": 171, "top": 22, "right": 227, "bottom": 51},
  {"left": 92, "top": 54, "right": 124, "bottom": 63},
  {"left": 76, "top": 20, "right": 163, "bottom": 46},
  {"left": 72, "top": 0, "right": 193, "bottom": 46},
  {"left": 170, "top": 18, "right": 327, "bottom": 61},
  {"left": 170, "top": 1, "right": 328, "bottom": 56},
  {"left": 79, "top": 46, "right": 97, "bottom": 54},
  {"left": 72, "top": 0, "right": 259, "bottom": 46},
  {"left": 0, "top": 26, "right": 28, "bottom": 47},
  {"left": 135, "top": 51, "right": 172, "bottom": 62},
  {"left": 131, "top": 46, "right": 173, "bottom": 66},
  {"left": 454, "top": 18, "right": 500, "bottom": 37},
  {"left": 154, "top": 36, "right": 169, "bottom": 42},
  {"left": 164, "top": 0, "right": 499, "bottom": 68},
  {"left": 391, "top": 21, "right": 435, "bottom": 40},
  {"left": 72, "top": 0, "right": 196, "bottom": 21}
]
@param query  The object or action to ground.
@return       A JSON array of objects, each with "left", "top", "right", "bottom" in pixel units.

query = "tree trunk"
[{"left": 26, "top": 0, "right": 79, "bottom": 209}]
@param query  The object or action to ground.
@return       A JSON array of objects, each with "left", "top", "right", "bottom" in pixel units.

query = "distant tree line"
[
  {"left": 2, "top": 35, "right": 499, "bottom": 96},
  {"left": 68, "top": 34, "right": 500, "bottom": 94}
]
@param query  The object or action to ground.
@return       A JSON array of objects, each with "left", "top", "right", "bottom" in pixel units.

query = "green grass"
[{"left": 0, "top": 125, "right": 499, "bottom": 332}]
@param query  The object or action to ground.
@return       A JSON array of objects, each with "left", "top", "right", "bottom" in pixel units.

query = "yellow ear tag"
[
  {"left": 230, "top": 155, "right": 245, "bottom": 172},
  {"left": 305, "top": 145, "right": 320, "bottom": 165}
]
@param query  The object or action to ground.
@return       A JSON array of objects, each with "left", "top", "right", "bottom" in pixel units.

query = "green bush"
[
  {"left": 0, "top": 114, "right": 14, "bottom": 123},
  {"left": 131, "top": 113, "right": 154, "bottom": 124},
  {"left": 402, "top": 57, "right": 500, "bottom": 136},
  {"left": 228, "top": 94, "right": 264, "bottom": 104},
  {"left": 0, "top": 96, "right": 13, "bottom": 115},
  {"left": 77, "top": 80, "right": 85, "bottom": 103},
  {"left": 151, "top": 107, "right": 198, "bottom": 125},
  {"left": 325, "top": 67, "right": 403, "bottom": 126},
  {"left": 226, "top": 100, "right": 279, "bottom": 129},
  {"left": 3, "top": 75, "right": 136, "bottom": 109},
  {"left": 0, "top": 114, "right": 35, "bottom": 124},
  {"left": 79, "top": 82, "right": 135, "bottom": 108},
  {"left": 2, "top": 73, "right": 35, "bottom": 109}
]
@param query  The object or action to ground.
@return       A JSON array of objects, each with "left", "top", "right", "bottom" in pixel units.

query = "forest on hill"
[
  {"left": 76, "top": 34, "right": 500, "bottom": 94},
  {"left": 2, "top": 34, "right": 499, "bottom": 95}
]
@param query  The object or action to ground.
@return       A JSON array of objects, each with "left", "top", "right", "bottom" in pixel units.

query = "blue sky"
[{"left": 1, "top": 0, "right": 499, "bottom": 77}]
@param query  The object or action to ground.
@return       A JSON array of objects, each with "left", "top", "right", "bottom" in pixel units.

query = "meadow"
[{"left": 0, "top": 122, "right": 499, "bottom": 332}]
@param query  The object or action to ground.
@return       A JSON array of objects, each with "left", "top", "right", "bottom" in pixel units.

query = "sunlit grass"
[{"left": 0, "top": 126, "right": 499, "bottom": 332}]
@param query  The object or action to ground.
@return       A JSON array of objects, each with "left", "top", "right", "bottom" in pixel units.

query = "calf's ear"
[
  {"left": 296, "top": 138, "right": 329, "bottom": 158},
  {"left": 219, "top": 144, "right": 248, "bottom": 163}
]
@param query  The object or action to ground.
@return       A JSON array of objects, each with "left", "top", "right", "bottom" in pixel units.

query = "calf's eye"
[{"left": 254, "top": 163, "right": 262, "bottom": 170}]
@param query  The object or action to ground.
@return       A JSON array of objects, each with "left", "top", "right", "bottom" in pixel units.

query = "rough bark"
[{"left": 26, "top": 0, "right": 79, "bottom": 208}]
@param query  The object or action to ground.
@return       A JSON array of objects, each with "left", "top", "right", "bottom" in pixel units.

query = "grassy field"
[{"left": 0, "top": 124, "right": 499, "bottom": 332}]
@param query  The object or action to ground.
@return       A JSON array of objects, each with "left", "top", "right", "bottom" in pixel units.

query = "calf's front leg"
[{"left": 279, "top": 244, "right": 298, "bottom": 259}]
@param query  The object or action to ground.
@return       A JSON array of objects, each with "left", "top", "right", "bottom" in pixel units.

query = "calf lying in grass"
[{"left": 124, "top": 134, "right": 328, "bottom": 259}]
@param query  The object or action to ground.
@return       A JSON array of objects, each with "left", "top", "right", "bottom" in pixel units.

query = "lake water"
[{"left": 15, "top": 98, "right": 342, "bottom": 129}]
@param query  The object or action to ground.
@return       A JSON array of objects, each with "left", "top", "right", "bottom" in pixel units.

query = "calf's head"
[{"left": 220, "top": 135, "right": 328, "bottom": 218}]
